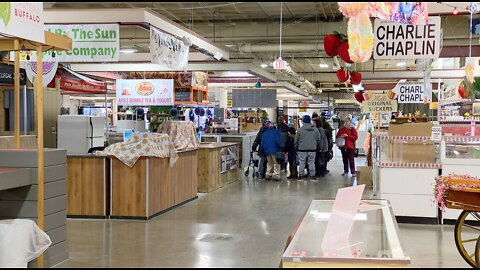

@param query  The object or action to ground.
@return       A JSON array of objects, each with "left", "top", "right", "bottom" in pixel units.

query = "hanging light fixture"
[{"left": 453, "top": 7, "right": 458, "bottom": 15}]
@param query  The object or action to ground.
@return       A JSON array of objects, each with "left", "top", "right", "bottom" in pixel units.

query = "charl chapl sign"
[
  {"left": 116, "top": 79, "right": 174, "bottom": 106},
  {"left": 396, "top": 83, "right": 426, "bottom": 103},
  {"left": 0, "top": 64, "right": 26, "bottom": 85},
  {"left": 374, "top": 16, "right": 442, "bottom": 59}
]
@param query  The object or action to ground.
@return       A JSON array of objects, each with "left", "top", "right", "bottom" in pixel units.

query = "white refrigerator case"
[{"left": 58, "top": 115, "right": 106, "bottom": 155}]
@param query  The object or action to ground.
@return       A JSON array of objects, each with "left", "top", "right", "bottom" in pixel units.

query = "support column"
[
  {"left": 35, "top": 45, "right": 44, "bottom": 269},
  {"left": 14, "top": 39, "right": 20, "bottom": 148}
]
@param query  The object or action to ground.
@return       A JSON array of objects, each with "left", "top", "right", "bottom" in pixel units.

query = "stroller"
[{"left": 245, "top": 151, "right": 260, "bottom": 178}]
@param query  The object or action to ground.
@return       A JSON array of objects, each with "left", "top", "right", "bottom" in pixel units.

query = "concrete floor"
[{"left": 56, "top": 157, "right": 472, "bottom": 268}]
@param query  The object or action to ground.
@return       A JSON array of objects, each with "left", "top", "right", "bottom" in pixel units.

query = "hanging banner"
[
  {"left": 47, "top": 69, "right": 108, "bottom": 94},
  {"left": 396, "top": 83, "right": 425, "bottom": 103},
  {"left": 373, "top": 16, "right": 441, "bottom": 60},
  {"left": 362, "top": 93, "right": 398, "bottom": 113},
  {"left": 370, "top": 2, "right": 429, "bottom": 25},
  {"left": 116, "top": 79, "right": 174, "bottom": 106},
  {"left": 25, "top": 54, "right": 58, "bottom": 87},
  {"left": 150, "top": 27, "right": 189, "bottom": 70},
  {"left": 11, "top": 24, "right": 120, "bottom": 62},
  {"left": 0, "top": 64, "right": 26, "bottom": 85},
  {"left": 0, "top": 2, "right": 44, "bottom": 43}
]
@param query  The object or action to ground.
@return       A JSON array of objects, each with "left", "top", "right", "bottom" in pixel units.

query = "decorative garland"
[{"left": 434, "top": 174, "right": 480, "bottom": 211}]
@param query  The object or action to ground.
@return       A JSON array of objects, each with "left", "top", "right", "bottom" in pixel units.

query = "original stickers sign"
[
  {"left": 150, "top": 27, "right": 189, "bottom": 70},
  {"left": 362, "top": 93, "right": 398, "bottom": 114},
  {"left": 397, "top": 83, "right": 425, "bottom": 103},
  {"left": 116, "top": 79, "right": 174, "bottom": 106},
  {"left": 374, "top": 16, "right": 442, "bottom": 59}
]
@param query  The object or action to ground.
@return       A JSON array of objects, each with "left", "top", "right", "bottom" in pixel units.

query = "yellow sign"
[
  {"left": 227, "top": 100, "right": 232, "bottom": 107},
  {"left": 362, "top": 93, "right": 398, "bottom": 113},
  {"left": 299, "top": 108, "right": 307, "bottom": 112}
]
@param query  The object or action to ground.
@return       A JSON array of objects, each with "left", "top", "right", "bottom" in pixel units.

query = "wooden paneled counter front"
[
  {"left": 198, "top": 142, "right": 240, "bottom": 193},
  {"left": 66, "top": 150, "right": 198, "bottom": 220}
]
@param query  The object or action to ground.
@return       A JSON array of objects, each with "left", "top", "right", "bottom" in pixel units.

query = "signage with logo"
[
  {"left": 47, "top": 69, "right": 107, "bottom": 94},
  {"left": 25, "top": 54, "right": 58, "bottom": 87},
  {"left": 373, "top": 16, "right": 441, "bottom": 59},
  {"left": 274, "top": 59, "right": 287, "bottom": 70},
  {"left": 150, "top": 27, "right": 189, "bottom": 70},
  {"left": 362, "top": 93, "right": 398, "bottom": 114},
  {"left": 0, "top": 2, "right": 44, "bottom": 43},
  {"left": 0, "top": 64, "right": 26, "bottom": 85},
  {"left": 396, "top": 83, "right": 425, "bottom": 103},
  {"left": 298, "top": 101, "right": 309, "bottom": 108},
  {"left": 174, "top": 87, "right": 191, "bottom": 102},
  {"left": 116, "top": 79, "right": 174, "bottom": 106},
  {"left": 11, "top": 24, "right": 120, "bottom": 62}
]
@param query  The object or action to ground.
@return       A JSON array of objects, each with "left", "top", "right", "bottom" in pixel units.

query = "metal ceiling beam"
[
  {"left": 43, "top": 8, "right": 230, "bottom": 61},
  {"left": 68, "top": 62, "right": 277, "bottom": 82},
  {"left": 256, "top": 2, "right": 271, "bottom": 18},
  {"left": 316, "top": 3, "right": 328, "bottom": 20},
  {"left": 283, "top": 2, "right": 295, "bottom": 18},
  {"left": 209, "top": 81, "right": 309, "bottom": 97}
]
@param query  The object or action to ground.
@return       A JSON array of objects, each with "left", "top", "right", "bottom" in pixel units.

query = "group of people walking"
[{"left": 252, "top": 113, "right": 358, "bottom": 181}]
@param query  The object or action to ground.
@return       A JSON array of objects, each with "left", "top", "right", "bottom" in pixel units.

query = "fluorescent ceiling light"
[
  {"left": 227, "top": 71, "right": 253, "bottom": 77},
  {"left": 120, "top": 48, "right": 138, "bottom": 54},
  {"left": 319, "top": 63, "right": 328, "bottom": 68},
  {"left": 224, "top": 44, "right": 235, "bottom": 47},
  {"left": 261, "top": 63, "right": 268, "bottom": 68},
  {"left": 396, "top": 62, "right": 406, "bottom": 67}
]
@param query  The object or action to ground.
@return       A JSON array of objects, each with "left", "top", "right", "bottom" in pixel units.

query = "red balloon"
[
  {"left": 324, "top": 34, "right": 342, "bottom": 57},
  {"left": 336, "top": 69, "right": 350, "bottom": 83},
  {"left": 337, "top": 42, "right": 353, "bottom": 64},
  {"left": 350, "top": 72, "right": 362, "bottom": 85},
  {"left": 354, "top": 91, "right": 365, "bottom": 103},
  {"left": 458, "top": 82, "right": 467, "bottom": 98}
]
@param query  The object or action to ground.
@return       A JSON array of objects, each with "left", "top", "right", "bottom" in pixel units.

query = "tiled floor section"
[{"left": 56, "top": 156, "right": 472, "bottom": 268}]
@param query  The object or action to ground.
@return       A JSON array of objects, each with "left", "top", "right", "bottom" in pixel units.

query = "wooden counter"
[
  {"left": 67, "top": 155, "right": 109, "bottom": 218},
  {"left": 197, "top": 142, "right": 240, "bottom": 193},
  {"left": 110, "top": 150, "right": 198, "bottom": 219}
]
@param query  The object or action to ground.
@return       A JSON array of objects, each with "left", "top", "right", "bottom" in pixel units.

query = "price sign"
[
  {"left": 274, "top": 59, "right": 287, "bottom": 70},
  {"left": 431, "top": 126, "right": 442, "bottom": 142}
]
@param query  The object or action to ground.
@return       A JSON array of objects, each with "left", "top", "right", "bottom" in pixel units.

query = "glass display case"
[
  {"left": 282, "top": 200, "right": 410, "bottom": 268},
  {"left": 442, "top": 138, "right": 480, "bottom": 160}
]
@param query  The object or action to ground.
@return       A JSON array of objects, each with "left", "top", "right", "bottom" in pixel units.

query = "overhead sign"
[
  {"left": 362, "top": 93, "right": 398, "bottom": 113},
  {"left": 25, "top": 54, "right": 58, "bottom": 87},
  {"left": 274, "top": 59, "right": 287, "bottom": 70},
  {"left": 298, "top": 101, "right": 309, "bottom": 108},
  {"left": 0, "top": 64, "right": 26, "bottom": 85},
  {"left": 116, "top": 79, "right": 174, "bottom": 106},
  {"left": 11, "top": 24, "right": 120, "bottom": 62},
  {"left": 150, "top": 27, "right": 189, "bottom": 70},
  {"left": 0, "top": 2, "right": 44, "bottom": 43},
  {"left": 397, "top": 83, "right": 425, "bottom": 103},
  {"left": 373, "top": 16, "right": 441, "bottom": 60},
  {"left": 47, "top": 69, "right": 107, "bottom": 94}
]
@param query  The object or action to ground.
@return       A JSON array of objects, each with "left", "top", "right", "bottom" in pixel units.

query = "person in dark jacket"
[
  {"left": 284, "top": 127, "right": 298, "bottom": 179},
  {"left": 261, "top": 121, "right": 284, "bottom": 181},
  {"left": 277, "top": 116, "right": 289, "bottom": 171},
  {"left": 313, "top": 118, "right": 328, "bottom": 177},
  {"left": 320, "top": 116, "right": 333, "bottom": 173},
  {"left": 336, "top": 117, "right": 359, "bottom": 177},
  {"left": 295, "top": 115, "right": 321, "bottom": 180},
  {"left": 252, "top": 123, "right": 268, "bottom": 178}
]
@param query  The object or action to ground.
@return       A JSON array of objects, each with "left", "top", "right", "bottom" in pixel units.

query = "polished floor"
[{"left": 56, "top": 156, "right": 471, "bottom": 268}]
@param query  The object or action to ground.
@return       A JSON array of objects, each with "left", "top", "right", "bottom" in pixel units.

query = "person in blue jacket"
[{"left": 261, "top": 121, "right": 284, "bottom": 181}]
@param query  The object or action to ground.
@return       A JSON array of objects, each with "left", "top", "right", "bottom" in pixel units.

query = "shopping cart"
[
  {"left": 436, "top": 175, "right": 480, "bottom": 268},
  {"left": 245, "top": 151, "right": 259, "bottom": 178}
]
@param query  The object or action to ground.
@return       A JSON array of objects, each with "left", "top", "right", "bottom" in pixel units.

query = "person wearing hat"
[
  {"left": 260, "top": 121, "right": 284, "bottom": 181},
  {"left": 295, "top": 115, "right": 321, "bottom": 181}
]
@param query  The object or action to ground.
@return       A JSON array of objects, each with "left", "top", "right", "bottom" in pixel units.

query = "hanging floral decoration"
[{"left": 354, "top": 91, "right": 365, "bottom": 103}]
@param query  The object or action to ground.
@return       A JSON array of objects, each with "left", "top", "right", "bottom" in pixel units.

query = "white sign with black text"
[
  {"left": 374, "top": 17, "right": 442, "bottom": 59},
  {"left": 150, "top": 27, "right": 189, "bottom": 70},
  {"left": 397, "top": 83, "right": 425, "bottom": 103},
  {"left": 431, "top": 126, "right": 442, "bottom": 142}
]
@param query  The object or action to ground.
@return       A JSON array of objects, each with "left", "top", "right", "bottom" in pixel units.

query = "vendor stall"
[
  {"left": 373, "top": 122, "right": 441, "bottom": 223},
  {"left": 197, "top": 142, "right": 239, "bottom": 193}
]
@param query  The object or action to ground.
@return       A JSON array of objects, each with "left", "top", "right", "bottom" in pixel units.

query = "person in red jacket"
[{"left": 336, "top": 117, "right": 358, "bottom": 177}]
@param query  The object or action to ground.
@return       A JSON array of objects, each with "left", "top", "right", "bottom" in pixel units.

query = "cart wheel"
[
  {"left": 454, "top": 210, "right": 480, "bottom": 268},
  {"left": 476, "top": 236, "right": 480, "bottom": 268}
]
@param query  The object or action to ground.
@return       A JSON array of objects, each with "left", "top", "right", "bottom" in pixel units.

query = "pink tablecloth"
[{"left": 158, "top": 121, "right": 199, "bottom": 151}]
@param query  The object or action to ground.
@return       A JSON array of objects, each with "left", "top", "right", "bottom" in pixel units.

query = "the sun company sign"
[
  {"left": 374, "top": 17, "right": 442, "bottom": 59},
  {"left": 0, "top": 2, "right": 44, "bottom": 43},
  {"left": 45, "top": 24, "right": 119, "bottom": 62}
]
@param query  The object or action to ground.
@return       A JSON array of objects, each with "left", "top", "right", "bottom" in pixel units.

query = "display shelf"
[
  {"left": 438, "top": 99, "right": 480, "bottom": 104},
  {"left": 377, "top": 162, "right": 442, "bottom": 169},
  {"left": 372, "top": 134, "right": 432, "bottom": 141},
  {"left": 443, "top": 136, "right": 480, "bottom": 143}
]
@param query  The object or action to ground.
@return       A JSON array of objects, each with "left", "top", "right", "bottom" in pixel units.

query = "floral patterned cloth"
[
  {"left": 96, "top": 133, "right": 178, "bottom": 168},
  {"left": 434, "top": 174, "right": 480, "bottom": 211},
  {"left": 157, "top": 121, "right": 199, "bottom": 151}
]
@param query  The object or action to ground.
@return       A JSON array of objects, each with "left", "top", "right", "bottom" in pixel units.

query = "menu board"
[{"left": 175, "top": 87, "right": 191, "bottom": 102}]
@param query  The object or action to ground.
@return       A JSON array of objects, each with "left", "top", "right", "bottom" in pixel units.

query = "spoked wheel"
[
  {"left": 476, "top": 236, "right": 480, "bottom": 268},
  {"left": 454, "top": 210, "right": 480, "bottom": 268}
]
